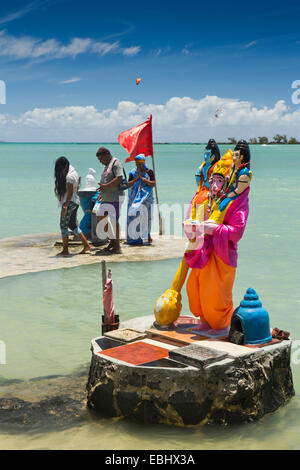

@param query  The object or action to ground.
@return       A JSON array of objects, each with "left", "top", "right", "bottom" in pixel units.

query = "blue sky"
[{"left": 0, "top": 0, "right": 300, "bottom": 141}]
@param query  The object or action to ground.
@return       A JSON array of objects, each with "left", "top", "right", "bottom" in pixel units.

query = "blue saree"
[{"left": 126, "top": 165, "right": 154, "bottom": 244}]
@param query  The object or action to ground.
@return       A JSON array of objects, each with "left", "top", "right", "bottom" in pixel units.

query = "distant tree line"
[{"left": 225, "top": 135, "right": 299, "bottom": 145}]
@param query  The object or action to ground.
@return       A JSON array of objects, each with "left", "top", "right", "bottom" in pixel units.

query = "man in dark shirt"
[{"left": 96, "top": 147, "right": 124, "bottom": 253}]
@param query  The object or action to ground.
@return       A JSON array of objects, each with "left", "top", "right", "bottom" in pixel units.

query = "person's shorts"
[
  {"left": 96, "top": 201, "right": 122, "bottom": 221},
  {"left": 60, "top": 202, "right": 82, "bottom": 238}
]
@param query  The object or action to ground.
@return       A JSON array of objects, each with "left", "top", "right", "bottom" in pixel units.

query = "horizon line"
[{"left": 0, "top": 141, "right": 296, "bottom": 145}]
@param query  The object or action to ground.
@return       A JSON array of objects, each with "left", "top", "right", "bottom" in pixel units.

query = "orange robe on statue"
[{"left": 186, "top": 252, "right": 236, "bottom": 329}]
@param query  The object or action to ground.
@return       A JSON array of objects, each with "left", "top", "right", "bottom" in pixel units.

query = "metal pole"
[{"left": 151, "top": 154, "right": 163, "bottom": 236}]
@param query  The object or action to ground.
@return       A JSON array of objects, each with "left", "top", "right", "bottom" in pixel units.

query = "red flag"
[{"left": 118, "top": 115, "right": 153, "bottom": 163}]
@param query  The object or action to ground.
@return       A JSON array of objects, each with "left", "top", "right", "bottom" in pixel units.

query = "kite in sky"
[{"left": 215, "top": 108, "right": 223, "bottom": 119}]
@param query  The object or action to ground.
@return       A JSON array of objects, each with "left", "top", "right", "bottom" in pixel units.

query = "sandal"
[
  {"left": 95, "top": 248, "right": 113, "bottom": 255},
  {"left": 109, "top": 248, "right": 122, "bottom": 254},
  {"left": 271, "top": 328, "right": 290, "bottom": 340}
]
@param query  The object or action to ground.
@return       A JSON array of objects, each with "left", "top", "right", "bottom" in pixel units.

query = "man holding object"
[{"left": 96, "top": 147, "right": 125, "bottom": 254}]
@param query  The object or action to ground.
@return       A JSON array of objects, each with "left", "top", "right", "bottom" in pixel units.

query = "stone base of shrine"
[{"left": 86, "top": 315, "right": 295, "bottom": 426}]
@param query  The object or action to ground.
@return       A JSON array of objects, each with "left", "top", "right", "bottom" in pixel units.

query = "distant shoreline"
[{"left": 0, "top": 142, "right": 299, "bottom": 145}]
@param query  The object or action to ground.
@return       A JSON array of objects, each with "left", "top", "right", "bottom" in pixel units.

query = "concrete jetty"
[{"left": 0, "top": 233, "right": 186, "bottom": 279}]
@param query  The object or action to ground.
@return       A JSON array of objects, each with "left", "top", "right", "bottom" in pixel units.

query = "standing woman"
[
  {"left": 126, "top": 154, "right": 155, "bottom": 245},
  {"left": 54, "top": 156, "right": 92, "bottom": 256}
]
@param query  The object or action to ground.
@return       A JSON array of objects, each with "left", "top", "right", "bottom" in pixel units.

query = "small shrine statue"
[
  {"left": 188, "top": 148, "right": 233, "bottom": 225},
  {"left": 229, "top": 288, "right": 272, "bottom": 345},
  {"left": 193, "top": 139, "right": 221, "bottom": 210},
  {"left": 217, "top": 139, "right": 251, "bottom": 212},
  {"left": 78, "top": 168, "right": 97, "bottom": 237},
  {"left": 84, "top": 168, "right": 97, "bottom": 191}
]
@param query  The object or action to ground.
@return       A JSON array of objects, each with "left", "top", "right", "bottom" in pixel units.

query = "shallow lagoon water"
[{"left": 1, "top": 143, "right": 300, "bottom": 449}]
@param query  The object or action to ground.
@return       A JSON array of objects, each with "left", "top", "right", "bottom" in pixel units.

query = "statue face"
[
  {"left": 233, "top": 150, "right": 243, "bottom": 167},
  {"left": 210, "top": 174, "right": 225, "bottom": 195}
]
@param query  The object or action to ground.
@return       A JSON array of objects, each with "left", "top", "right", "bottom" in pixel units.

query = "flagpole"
[
  {"left": 149, "top": 115, "right": 163, "bottom": 236},
  {"left": 151, "top": 153, "right": 163, "bottom": 236},
  {"left": 118, "top": 114, "right": 163, "bottom": 235}
]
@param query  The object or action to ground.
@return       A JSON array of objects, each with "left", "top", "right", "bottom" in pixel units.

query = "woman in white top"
[{"left": 54, "top": 156, "right": 92, "bottom": 256}]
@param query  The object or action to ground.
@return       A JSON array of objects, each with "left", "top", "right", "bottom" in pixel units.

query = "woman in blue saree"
[{"left": 126, "top": 154, "right": 155, "bottom": 245}]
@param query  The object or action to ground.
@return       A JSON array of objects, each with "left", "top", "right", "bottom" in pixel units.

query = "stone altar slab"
[
  {"left": 97, "top": 340, "right": 170, "bottom": 365},
  {"left": 104, "top": 328, "right": 147, "bottom": 343},
  {"left": 146, "top": 328, "right": 209, "bottom": 345},
  {"left": 169, "top": 343, "right": 229, "bottom": 369}
]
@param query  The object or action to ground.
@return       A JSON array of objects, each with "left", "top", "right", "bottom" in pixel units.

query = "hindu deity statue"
[{"left": 154, "top": 140, "right": 251, "bottom": 332}]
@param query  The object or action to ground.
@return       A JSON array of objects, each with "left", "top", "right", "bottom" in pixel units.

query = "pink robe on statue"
[
  {"left": 185, "top": 187, "right": 250, "bottom": 269},
  {"left": 184, "top": 187, "right": 250, "bottom": 329}
]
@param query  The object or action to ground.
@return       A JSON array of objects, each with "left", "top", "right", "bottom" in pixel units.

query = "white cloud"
[
  {"left": 0, "top": 0, "right": 51, "bottom": 25},
  {"left": 31, "top": 38, "right": 60, "bottom": 58},
  {"left": 0, "top": 31, "right": 140, "bottom": 61},
  {"left": 2, "top": 95, "right": 300, "bottom": 141},
  {"left": 59, "top": 77, "right": 81, "bottom": 84},
  {"left": 91, "top": 40, "right": 120, "bottom": 56},
  {"left": 153, "top": 47, "right": 171, "bottom": 57},
  {"left": 244, "top": 40, "right": 258, "bottom": 49},
  {"left": 55, "top": 38, "right": 92, "bottom": 58},
  {"left": 122, "top": 46, "right": 141, "bottom": 56},
  {"left": 0, "top": 113, "right": 8, "bottom": 125}
]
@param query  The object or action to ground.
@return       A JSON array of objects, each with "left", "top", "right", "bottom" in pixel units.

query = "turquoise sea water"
[{"left": 1, "top": 143, "right": 300, "bottom": 449}]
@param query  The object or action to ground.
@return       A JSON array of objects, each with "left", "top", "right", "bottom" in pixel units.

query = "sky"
[{"left": 0, "top": 0, "right": 300, "bottom": 141}]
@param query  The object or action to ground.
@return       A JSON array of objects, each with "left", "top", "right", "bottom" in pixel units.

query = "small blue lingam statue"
[{"left": 229, "top": 288, "right": 272, "bottom": 345}]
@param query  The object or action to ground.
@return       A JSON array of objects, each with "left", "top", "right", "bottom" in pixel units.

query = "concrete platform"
[{"left": 86, "top": 315, "right": 295, "bottom": 426}]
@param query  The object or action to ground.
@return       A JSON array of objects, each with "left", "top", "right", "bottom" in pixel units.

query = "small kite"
[
  {"left": 215, "top": 108, "right": 223, "bottom": 119},
  {"left": 136, "top": 78, "right": 141, "bottom": 85}
]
